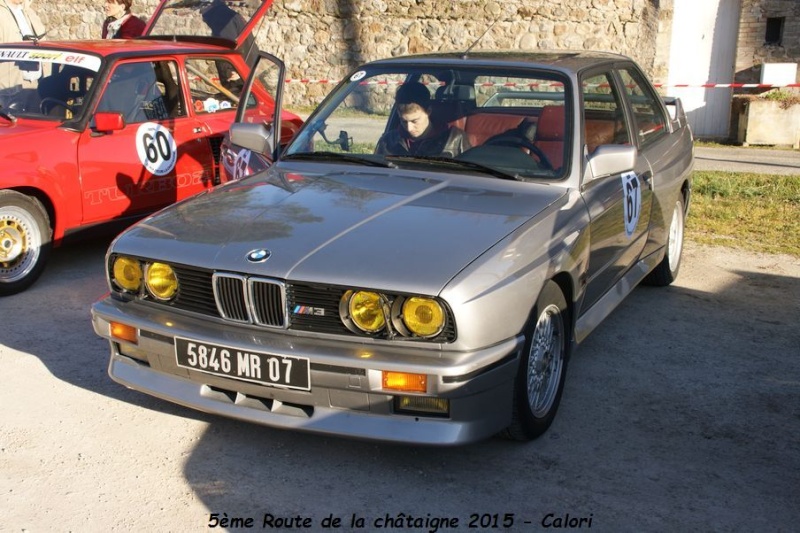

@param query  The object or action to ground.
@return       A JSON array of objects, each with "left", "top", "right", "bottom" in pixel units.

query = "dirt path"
[{"left": 1, "top": 238, "right": 798, "bottom": 531}]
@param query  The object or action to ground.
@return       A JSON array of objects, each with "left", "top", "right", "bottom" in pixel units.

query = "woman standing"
[{"left": 102, "top": 0, "right": 145, "bottom": 39}]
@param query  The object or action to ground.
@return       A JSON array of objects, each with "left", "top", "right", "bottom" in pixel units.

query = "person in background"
[
  {"left": 200, "top": 0, "right": 255, "bottom": 93},
  {"left": 0, "top": 0, "right": 46, "bottom": 90},
  {"left": 0, "top": 0, "right": 44, "bottom": 43},
  {"left": 102, "top": 0, "right": 145, "bottom": 39}
]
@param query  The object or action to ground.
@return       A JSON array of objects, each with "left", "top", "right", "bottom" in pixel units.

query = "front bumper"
[{"left": 91, "top": 296, "right": 522, "bottom": 446}]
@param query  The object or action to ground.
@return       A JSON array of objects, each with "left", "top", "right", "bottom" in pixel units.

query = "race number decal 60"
[{"left": 136, "top": 122, "right": 178, "bottom": 176}]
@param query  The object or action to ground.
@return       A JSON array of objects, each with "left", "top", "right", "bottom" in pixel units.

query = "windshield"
[
  {"left": 284, "top": 65, "right": 571, "bottom": 180},
  {"left": 0, "top": 48, "right": 101, "bottom": 122}
]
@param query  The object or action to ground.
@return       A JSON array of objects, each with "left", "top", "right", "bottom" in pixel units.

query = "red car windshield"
[{"left": 0, "top": 48, "right": 101, "bottom": 121}]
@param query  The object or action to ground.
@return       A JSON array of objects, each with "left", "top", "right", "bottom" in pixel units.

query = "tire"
[
  {"left": 0, "top": 191, "right": 52, "bottom": 296},
  {"left": 644, "top": 195, "right": 685, "bottom": 287},
  {"left": 502, "top": 280, "right": 570, "bottom": 441}
]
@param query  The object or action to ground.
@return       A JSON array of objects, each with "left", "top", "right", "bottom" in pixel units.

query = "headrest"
[
  {"left": 436, "top": 84, "right": 475, "bottom": 102},
  {"left": 536, "top": 105, "right": 566, "bottom": 141}
]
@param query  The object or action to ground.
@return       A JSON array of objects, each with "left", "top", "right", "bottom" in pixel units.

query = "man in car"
[{"left": 376, "top": 81, "right": 470, "bottom": 158}]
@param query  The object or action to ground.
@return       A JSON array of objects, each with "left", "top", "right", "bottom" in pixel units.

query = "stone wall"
[
  {"left": 31, "top": 0, "right": 664, "bottom": 107},
  {"left": 736, "top": 0, "right": 800, "bottom": 84}
]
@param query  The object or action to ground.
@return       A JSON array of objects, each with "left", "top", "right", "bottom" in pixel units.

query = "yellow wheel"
[{"left": 0, "top": 191, "right": 52, "bottom": 296}]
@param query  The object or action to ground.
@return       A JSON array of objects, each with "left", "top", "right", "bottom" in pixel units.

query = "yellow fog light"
[
  {"left": 395, "top": 396, "right": 450, "bottom": 416},
  {"left": 112, "top": 256, "right": 142, "bottom": 292},
  {"left": 382, "top": 371, "right": 427, "bottom": 393},
  {"left": 145, "top": 262, "right": 178, "bottom": 300},
  {"left": 110, "top": 321, "right": 138, "bottom": 344},
  {"left": 402, "top": 297, "right": 445, "bottom": 337},
  {"left": 345, "top": 290, "right": 385, "bottom": 333}
]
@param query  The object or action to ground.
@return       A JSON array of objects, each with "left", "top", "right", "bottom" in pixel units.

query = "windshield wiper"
[
  {"left": 282, "top": 151, "right": 395, "bottom": 168},
  {"left": 386, "top": 155, "right": 521, "bottom": 181}
]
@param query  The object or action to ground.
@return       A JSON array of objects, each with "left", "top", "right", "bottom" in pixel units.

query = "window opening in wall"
[{"left": 765, "top": 17, "right": 785, "bottom": 46}]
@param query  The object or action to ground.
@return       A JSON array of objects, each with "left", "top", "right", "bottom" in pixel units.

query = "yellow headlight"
[
  {"left": 402, "top": 297, "right": 445, "bottom": 337},
  {"left": 112, "top": 256, "right": 142, "bottom": 292},
  {"left": 145, "top": 262, "right": 178, "bottom": 300},
  {"left": 346, "top": 290, "right": 385, "bottom": 333}
]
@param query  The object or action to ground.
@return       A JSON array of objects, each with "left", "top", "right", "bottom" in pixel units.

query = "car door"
[
  {"left": 580, "top": 67, "right": 654, "bottom": 309},
  {"left": 220, "top": 51, "right": 297, "bottom": 181},
  {"left": 616, "top": 65, "right": 683, "bottom": 259},
  {"left": 78, "top": 59, "right": 215, "bottom": 224}
]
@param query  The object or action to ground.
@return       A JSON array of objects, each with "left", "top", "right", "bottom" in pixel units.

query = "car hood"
[
  {"left": 116, "top": 163, "right": 566, "bottom": 295},
  {"left": 0, "top": 118, "right": 58, "bottom": 137}
]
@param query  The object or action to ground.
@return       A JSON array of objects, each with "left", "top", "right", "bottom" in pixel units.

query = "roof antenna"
[{"left": 462, "top": 18, "right": 499, "bottom": 59}]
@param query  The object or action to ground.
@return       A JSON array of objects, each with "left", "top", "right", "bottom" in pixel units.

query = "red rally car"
[{"left": 0, "top": 0, "right": 302, "bottom": 295}]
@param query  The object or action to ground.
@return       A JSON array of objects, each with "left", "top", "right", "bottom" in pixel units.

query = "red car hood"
[{"left": 0, "top": 117, "right": 60, "bottom": 138}]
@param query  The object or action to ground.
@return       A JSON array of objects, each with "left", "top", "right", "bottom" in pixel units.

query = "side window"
[
  {"left": 186, "top": 58, "right": 243, "bottom": 114},
  {"left": 581, "top": 72, "right": 630, "bottom": 154},
  {"left": 618, "top": 67, "right": 667, "bottom": 146},
  {"left": 97, "top": 61, "right": 184, "bottom": 123}
]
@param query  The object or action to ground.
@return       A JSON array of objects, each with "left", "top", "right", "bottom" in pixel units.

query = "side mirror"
[
  {"left": 662, "top": 96, "right": 687, "bottom": 131},
  {"left": 230, "top": 122, "right": 274, "bottom": 155},
  {"left": 587, "top": 144, "right": 636, "bottom": 180},
  {"left": 93, "top": 112, "right": 125, "bottom": 132}
]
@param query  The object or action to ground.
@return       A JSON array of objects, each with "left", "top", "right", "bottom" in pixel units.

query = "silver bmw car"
[{"left": 91, "top": 51, "right": 693, "bottom": 445}]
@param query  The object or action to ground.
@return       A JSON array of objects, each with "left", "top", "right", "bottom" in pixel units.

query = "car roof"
[
  {"left": 1, "top": 38, "right": 234, "bottom": 59},
  {"left": 365, "top": 50, "right": 634, "bottom": 74}
]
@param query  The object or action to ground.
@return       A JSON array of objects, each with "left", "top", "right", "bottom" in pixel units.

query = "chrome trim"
[
  {"left": 212, "top": 273, "right": 251, "bottom": 323},
  {"left": 246, "top": 277, "right": 289, "bottom": 328}
]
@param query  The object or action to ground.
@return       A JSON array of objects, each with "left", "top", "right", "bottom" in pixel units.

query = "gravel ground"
[{"left": 1, "top": 236, "right": 798, "bottom": 532}]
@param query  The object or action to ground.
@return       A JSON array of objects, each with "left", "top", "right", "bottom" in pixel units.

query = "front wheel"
[
  {"left": 0, "top": 191, "right": 52, "bottom": 296},
  {"left": 502, "top": 280, "right": 570, "bottom": 441},
  {"left": 644, "top": 195, "right": 685, "bottom": 286}
]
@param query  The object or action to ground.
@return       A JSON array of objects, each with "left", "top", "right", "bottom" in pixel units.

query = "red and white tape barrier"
[
  {"left": 655, "top": 83, "right": 800, "bottom": 88},
  {"left": 283, "top": 78, "right": 799, "bottom": 89}
]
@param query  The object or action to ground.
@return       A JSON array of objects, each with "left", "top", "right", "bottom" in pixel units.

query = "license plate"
[{"left": 175, "top": 337, "right": 310, "bottom": 391}]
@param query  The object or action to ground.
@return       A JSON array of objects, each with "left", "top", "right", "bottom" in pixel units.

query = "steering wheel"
[
  {"left": 483, "top": 135, "right": 553, "bottom": 170},
  {"left": 40, "top": 97, "right": 77, "bottom": 115}
]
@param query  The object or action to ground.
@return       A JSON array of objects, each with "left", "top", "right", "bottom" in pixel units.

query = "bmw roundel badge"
[{"left": 246, "top": 249, "right": 271, "bottom": 263}]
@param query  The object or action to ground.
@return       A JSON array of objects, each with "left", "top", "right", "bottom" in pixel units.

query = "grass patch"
[{"left": 687, "top": 171, "right": 800, "bottom": 256}]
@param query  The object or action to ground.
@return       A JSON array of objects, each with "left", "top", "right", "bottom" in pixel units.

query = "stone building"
[
  {"left": 736, "top": 0, "right": 800, "bottom": 84},
  {"left": 29, "top": 0, "right": 800, "bottom": 139}
]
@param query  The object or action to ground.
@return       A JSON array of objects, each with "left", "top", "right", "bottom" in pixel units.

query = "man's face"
[
  {"left": 399, "top": 106, "right": 430, "bottom": 139},
  {"left": 7, "top": 0, "right": 25, "bottom": 6}
]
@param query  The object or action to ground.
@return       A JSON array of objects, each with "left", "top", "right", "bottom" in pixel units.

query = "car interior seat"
[
  {"left": 432, "top": 83, "right": 476, "bottom": 130},
  {"left": 97, "top": 63, "right": 160, "bottom": 123},
  {"left": 534, "top": 105, "right": 566, "bottom": 169},
  {"left": 37, "top": 65, "right": 91, "bottom": 118}
]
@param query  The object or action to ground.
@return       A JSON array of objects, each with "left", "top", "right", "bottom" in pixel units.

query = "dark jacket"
[
  {"left": 102, "top": 14, "right": 146, "bottom": 39},
  {"left": 376, "top": 125, "right": 470, "bottom": 158}
]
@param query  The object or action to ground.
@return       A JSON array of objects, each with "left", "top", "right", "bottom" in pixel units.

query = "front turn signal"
[{"left": 382, "top": 371, "right": 427, "bottom": 393}]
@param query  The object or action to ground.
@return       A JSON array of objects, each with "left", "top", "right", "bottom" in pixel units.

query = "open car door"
[
  {"left": 221, "top": 50, "right": 304, "bottom": 181},
  {"left": 143, "top": 0, "right": 274, "bottom": 59}
]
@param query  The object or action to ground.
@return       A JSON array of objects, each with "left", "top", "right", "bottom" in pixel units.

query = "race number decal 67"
[
  {"left": 622, "top": 171, "right": 641, "bottom": 237},
  {"left": 136, "top": 122, "right": 178, "bottom": 176}
]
